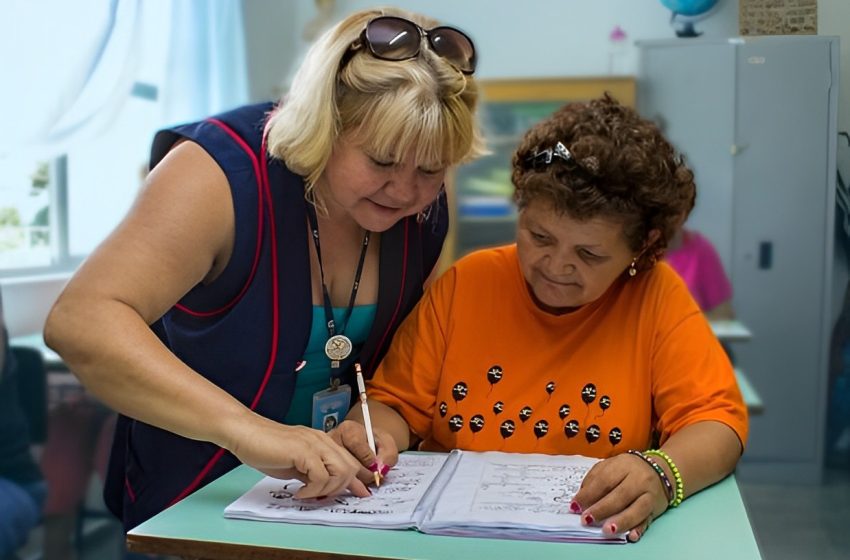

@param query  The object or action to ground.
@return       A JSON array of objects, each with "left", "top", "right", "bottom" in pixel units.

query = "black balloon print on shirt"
[
  {"left": 585, "top": 424, "right": 601, "bottom": 443},
  {"left": 545, "top": 381, "right": 556, "bottom": 399},
  {"left": 533, "top": 419, "right": 549, "bottom": 439},
  {"left": 470, "top": 414, "right": 485, "bottom": 434},
  {"left": 519, "top": 406, "right": 533, "bottom": 423},
  {"left": 558, "top": 404, "right": 571, "bottom": 420},
  {"left": 487, "top": 365, "right": 503, "bottom": 393},
  {"left": 581, "top": 383, "right": 597, "bottom": 404},
  {"left": 599, "top": 395, "right": 611, "bottom": 411},
  {"left": 493, "top": 401, "right": 504, "bottom": 415},
  {"left": 439, "top": 401, "right": 448, "bottom": 417},
  {"left": 564, "top": 419, "right": 580, "bottom": 438},
  {"left": 609, "top": 427, "right": 622, "bottom": 446},
  {"left": 500, "top": 419, "right": 516, "bottom": 439},
  {"left": 448, "top": 414, "right": 464, "bottom": 433},
  {"left": 452, "top": 382, "right": 469, "bottom": 403}
]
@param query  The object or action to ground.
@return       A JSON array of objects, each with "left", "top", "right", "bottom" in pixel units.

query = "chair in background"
[
  {"left": 6, "top": 345, "right": 47, "bottom": 560},
  {"left": 10, "top": 345, "right": 47, "bottom": 445}
]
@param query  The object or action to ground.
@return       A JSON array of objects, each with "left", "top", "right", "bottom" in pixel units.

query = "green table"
[{"left": 127, "top": 464, "right": 762, "bottom": 559}]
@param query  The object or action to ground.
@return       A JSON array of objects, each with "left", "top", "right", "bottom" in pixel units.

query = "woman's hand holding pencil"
[{"left": 328, "top": 363, "right": 399, "bottom": 488}]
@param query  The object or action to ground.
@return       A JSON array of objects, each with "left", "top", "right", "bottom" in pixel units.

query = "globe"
[
  {"left": 659, "top": 0, "right": 719, "bottom": 37},
  {"left": 660, "top": 0, "right": 718, "bottom": 16}
]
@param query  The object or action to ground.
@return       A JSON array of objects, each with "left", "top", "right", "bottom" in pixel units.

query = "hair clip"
[{"left": 527, "top": 141, "right": 575, "bottom": 169}]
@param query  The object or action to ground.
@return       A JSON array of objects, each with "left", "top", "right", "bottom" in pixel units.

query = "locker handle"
[{"left": 731, "top": 143, "right": 749, "bottom": 156}]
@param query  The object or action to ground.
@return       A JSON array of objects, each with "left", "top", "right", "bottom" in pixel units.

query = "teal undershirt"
[{"left": 283, "top": 305, "right": 377, "bottom": 427}]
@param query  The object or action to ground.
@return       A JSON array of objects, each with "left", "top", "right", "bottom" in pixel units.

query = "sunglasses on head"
[{"left": 350, "top": 16, "right": 477, "bottom": 75}]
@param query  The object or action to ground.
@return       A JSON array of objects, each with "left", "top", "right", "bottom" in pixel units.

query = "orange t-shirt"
[{"left": 368, "top": 245, "right": 748, "bottom": 457}]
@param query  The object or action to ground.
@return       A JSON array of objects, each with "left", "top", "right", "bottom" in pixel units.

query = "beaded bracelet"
[
  {"left": 627, "top": 449, "right": 674, "bottom": 504},
  {"left": 645, "top": 449, "right": 684, "bottom": 507}
]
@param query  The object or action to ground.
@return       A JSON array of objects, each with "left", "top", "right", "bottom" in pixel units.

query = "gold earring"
[{"left": 628, "top": 258, "right": 637, "bottom": 277}]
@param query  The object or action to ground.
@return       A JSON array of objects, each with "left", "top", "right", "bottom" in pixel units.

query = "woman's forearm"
[
  {"left": 44, "top": 295, "right": 254, "bottom": 452},
  {"left": 657, "top": 420, "right": 743, "bottom": 500}
]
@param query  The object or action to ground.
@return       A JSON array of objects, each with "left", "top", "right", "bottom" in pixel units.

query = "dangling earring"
[{"left": 628, "top": 257, "right": 638, "bottom": 277}]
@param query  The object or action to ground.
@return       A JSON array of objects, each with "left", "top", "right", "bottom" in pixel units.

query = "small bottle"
[{"left": 607, "top": 25, "right": 628, "bottom": 75}]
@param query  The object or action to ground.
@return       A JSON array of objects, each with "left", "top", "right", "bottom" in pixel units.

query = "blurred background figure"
[
  {"left": 665, "top": 224, "right": 735, "bottom": 321},
  {"left": 0, "top": 292, "right": 46, "bottom": 560}
]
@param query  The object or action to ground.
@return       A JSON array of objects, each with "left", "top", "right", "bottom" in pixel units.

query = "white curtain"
[
  {"left": 0, "top": 0, "right": 142, "bottom": 156},
  {"left": 160, "top": 0, "right": 250, "bottom": 126},
  {"left": 0, "top": 0, "right": 250, "bottom": 155}
]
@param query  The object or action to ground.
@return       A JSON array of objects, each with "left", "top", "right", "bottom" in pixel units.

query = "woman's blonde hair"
[{"left": 266, "top": 7, "right": 485, "bottom": 204}]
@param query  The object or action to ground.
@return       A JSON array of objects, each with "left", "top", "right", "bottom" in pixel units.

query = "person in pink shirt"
[{"left": 665, "top": 228, "right": 734, "bottom": 320}]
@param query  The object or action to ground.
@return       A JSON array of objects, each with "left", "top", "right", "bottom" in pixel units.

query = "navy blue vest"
[{"left": 104, "top": 102, "right": 448, "bottom": 529}]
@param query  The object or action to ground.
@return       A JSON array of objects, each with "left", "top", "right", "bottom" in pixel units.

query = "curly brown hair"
[{"left": 511, "top": 94, "right": 695, "bottom": 271}]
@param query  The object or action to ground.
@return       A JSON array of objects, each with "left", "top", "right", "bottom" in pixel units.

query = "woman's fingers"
[
  {"left": 331, "top": 421, "right": 399, "bottom": 486},
  {"left": 572, "top": 453, "right": 667, "bottom": 537},
  {"left": 291, "top": 437, "right": 371, "bottom": 499},
  {"left": 572, "top": 458, "right": 627, "bottom": 513},
  {"left": 627, "top": 515, "right": 653, "bottom": 542},
  {"left": 333, "top": 420, "right": 376, "bottom": 467},
  {"left": 587, "top": 491, "right": 655, "bottom": 536},
  {"left": 234, "top": 420, "right": 366, "bottom": 498},
  {"left": 374, "top": 430, "right": 399, "bottom": 470}
]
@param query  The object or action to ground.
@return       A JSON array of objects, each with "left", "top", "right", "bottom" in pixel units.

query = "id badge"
[{"left": 312, "top": 384, "right": 352, "bottom": 432}]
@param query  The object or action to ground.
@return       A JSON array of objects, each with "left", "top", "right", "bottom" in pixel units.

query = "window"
[
  {"left": 0, "top": 154, "right": 67, "bottom": 274},
  {"left": 0, "top": 0, "right": 248, "bottom": 279}
]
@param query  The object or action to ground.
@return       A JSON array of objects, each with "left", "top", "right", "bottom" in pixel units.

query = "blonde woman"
[{"left": 45, "top": 6, "right": 483, "bottom": 530}]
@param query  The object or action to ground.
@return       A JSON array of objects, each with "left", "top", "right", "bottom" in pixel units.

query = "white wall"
[
  {"left": 293, "top": 0, "right": 739, "bottom": 79},
  {"left": 241, "top": 1, "right": 301, "bottom": 102}
]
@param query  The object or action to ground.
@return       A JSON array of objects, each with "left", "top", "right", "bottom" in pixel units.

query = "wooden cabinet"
[{"left": 441, "top": 77, "right": 636, "bottom": 270}]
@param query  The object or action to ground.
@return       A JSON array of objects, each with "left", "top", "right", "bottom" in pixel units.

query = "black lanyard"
[{"left": 305, "top": 203, "right": 371, "bottom": 374}]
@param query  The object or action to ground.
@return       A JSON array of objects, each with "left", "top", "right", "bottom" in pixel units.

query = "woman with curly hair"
[{"left": 337, "top": 94, "right": 747, "bottom": 542}]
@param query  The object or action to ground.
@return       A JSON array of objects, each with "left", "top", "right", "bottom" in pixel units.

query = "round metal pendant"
[{"left": 324, "top": 334, "right": 353, "bottom": 362}]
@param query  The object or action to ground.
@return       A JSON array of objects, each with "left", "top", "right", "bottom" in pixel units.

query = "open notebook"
[{"left": 224, "top": 450, "right": 626, "bottom": 544}]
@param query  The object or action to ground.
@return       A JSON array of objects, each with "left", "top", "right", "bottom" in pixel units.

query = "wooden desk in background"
[{"left": 127, "top": 463, "right": 762, "bottom": 560}]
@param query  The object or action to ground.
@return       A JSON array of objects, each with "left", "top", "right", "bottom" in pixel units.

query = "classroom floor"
[
  {"left": 738, "top": 467, "right": 850, "bottom": 560},
  {"left": 16, "top": 467, "right": 850, "bottom": 560}
]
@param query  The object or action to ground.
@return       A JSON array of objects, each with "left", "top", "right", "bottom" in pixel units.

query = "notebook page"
[
  {"left": 420, "top": 451, "right": 622, "bottom": 542},
  {"left": 224, "top": 453, "right": 449, "bottom": 529}
]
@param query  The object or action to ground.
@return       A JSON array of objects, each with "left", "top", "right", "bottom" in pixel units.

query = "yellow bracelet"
[{"left": 645, "top": 449, "right": 684, "bottom": 507}]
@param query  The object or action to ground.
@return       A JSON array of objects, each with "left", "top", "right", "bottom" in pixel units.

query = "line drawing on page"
[{"left": 471, "top": 462, "right": 587, "bottom": 514}]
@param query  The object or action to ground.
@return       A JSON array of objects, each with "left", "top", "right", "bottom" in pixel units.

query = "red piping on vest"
[
  {"left": 367, "top": 217, "right": 410, "bottom": 374},
  {"left": 166, "top": 131, "right": 280, "bottom": 508},
  {"left": 174, "top": 118, "right": 264, "bottom": 317},
  {"left": 124, "top": 476, "right": 136, "bottom": 503}
]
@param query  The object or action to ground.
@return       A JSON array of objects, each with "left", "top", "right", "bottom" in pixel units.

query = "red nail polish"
[
  {"left": 584, "top": 514, "right": 594, "bottom": 525},
  {"left": 380, "top": 464, "right": 390, "bottom": 476},
  {"left": 608, "top": 523, "right": 618, "bottom": 534},
  {"left": 367, "top": 462, "right": 379, "bottom": 472},
  {"left": 569, "top": 501, "right": 581, "bottom": 513}
]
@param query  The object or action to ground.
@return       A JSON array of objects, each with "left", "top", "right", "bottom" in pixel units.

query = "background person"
[
  {"left": 0, "top": 292, "right": 46, "bottom": 560},
  {"left": 665, "top": 225, "right": 735, "bottom": 321}
]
